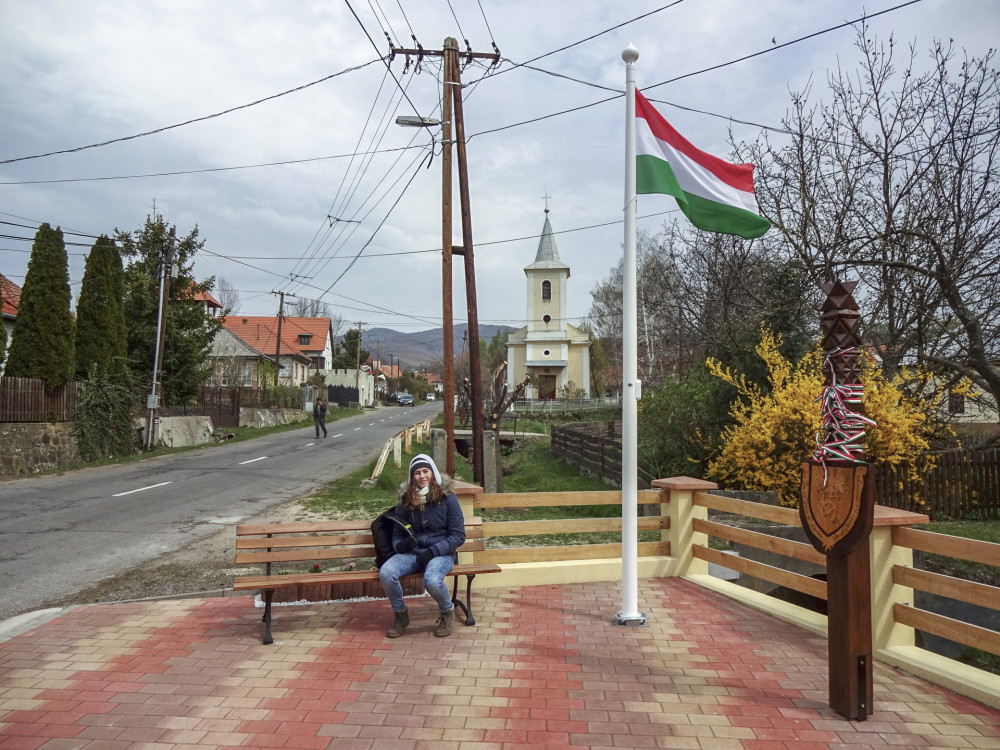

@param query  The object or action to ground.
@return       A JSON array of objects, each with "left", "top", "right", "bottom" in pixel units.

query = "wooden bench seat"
[{"left": 234, "top": 517, "right": 500, "bottom": 644}]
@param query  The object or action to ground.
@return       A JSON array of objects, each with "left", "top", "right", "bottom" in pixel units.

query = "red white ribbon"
[{"left": 812, "top": 346, "right": 876, "bottom": 479}]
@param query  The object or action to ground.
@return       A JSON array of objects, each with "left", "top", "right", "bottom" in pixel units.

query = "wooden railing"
[
  {"left": 891, "top": 526, "right": 1000, "bottom": 658},
  {"left": 473, "top": 489, "right": 666, "bottom": 564},
  {"left": 691, "top": 492, "right": 828, "bottom": 601}
]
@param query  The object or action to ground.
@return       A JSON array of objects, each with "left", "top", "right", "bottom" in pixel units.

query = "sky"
[{"left": 2, "top": 0, "right": 997, "bottom": 349}]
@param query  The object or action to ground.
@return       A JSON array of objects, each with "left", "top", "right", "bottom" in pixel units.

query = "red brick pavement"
[{"left": 0, "top": 579, "right": 997, "bottom": 749}]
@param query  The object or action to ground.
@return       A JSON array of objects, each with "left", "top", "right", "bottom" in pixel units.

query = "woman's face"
[{"left": 412, "top": 467, "right": 433, "bottom": 488}]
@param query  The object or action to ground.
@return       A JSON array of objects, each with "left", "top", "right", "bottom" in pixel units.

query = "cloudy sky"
[{"left": 1, "top": 0, "right": 997, "bottom": 345}]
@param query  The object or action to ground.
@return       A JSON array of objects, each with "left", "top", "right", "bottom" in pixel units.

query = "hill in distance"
[{"left": 354, "top": 323, "right": 517, "bottom": 368}]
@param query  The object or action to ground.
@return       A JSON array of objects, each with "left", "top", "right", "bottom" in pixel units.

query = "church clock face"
[{"left": 543, "top": 315, "right": 551, "bottom": 324}]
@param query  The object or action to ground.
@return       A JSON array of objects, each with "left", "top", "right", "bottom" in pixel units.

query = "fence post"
[{"left": 651, "top": 477, "right": 718, "bottom": 577}]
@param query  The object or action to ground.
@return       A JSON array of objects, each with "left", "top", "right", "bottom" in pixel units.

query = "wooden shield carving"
[{"left": 800, "top": 462, "right": 873, "bottom": 554}]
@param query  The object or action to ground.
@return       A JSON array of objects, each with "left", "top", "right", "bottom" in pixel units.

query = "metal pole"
[
  {"left": 617, "top": 44, "right": 646, "bottom": 626},
  {"left": 146, "top": 227, "right": 174, "bottom": 451},
  {"left": 441, "top": 37, "right": 457, "bottom": 476},
  {"left": 450, "top": 37, "right": 486, "bottom": 486}
]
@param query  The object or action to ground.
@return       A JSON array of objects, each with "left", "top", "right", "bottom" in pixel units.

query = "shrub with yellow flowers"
[{"left": 706, "top": 327, "right": 937, "bottom": 507}]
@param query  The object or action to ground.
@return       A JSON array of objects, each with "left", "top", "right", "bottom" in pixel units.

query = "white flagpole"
[{"left": 617, "top": 44, "right": 646, "bottom": 627}]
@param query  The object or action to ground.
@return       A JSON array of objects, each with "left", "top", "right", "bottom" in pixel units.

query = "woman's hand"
[{"left": 397, "top": 536, "right": 417, "bottom": 553}]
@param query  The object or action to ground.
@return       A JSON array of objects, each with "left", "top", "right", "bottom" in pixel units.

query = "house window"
[
  {"left": 298, "top": 334, "right": 312, "bottom": 346},
  {"left": 542, "top": 280, "right": 551, "bottom": 301},
  {"left": 949, "top": 392, "right": 966, "bottom": 415}
]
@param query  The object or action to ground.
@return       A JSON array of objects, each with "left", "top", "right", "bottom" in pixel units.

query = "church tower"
[{"left": 506, "top": 204, "right": 591, "bottom": 399}]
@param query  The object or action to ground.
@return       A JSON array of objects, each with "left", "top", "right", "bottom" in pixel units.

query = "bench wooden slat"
[
  {"left": 237, "top": 516, "right": 484, "bottom": 537},
  {"left": 232, "top": 563, "right": 501, "bottom": 592},
  {"left": 235, "top": 539, "right": 486, "bottom": 565}
]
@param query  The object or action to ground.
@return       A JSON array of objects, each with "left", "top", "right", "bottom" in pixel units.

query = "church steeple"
[{"left": 526, "top": 201, "right": 569, "bottom": 273}]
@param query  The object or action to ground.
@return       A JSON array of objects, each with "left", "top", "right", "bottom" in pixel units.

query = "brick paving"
[{"left": 0, "top": 578, "right": 997, "bottom": 749}]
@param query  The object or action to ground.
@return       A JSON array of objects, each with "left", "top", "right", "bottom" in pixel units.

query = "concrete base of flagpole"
[{"left": 614, "top": 611, "right": 648, "bottom": 627}]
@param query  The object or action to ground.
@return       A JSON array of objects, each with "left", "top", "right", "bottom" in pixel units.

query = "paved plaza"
[{"left": 1, "top": 578, "right": 997, "bottom": 749}]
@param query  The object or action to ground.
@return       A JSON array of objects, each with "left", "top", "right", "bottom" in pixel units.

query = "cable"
[
  {"left": 645, "top": 0, "right": 925, "bottom": 91},
  {"left": 445, "top": 0, "right": 468, "bottom": 47},
  {"left": 0, "top": 58, "right": 383, "bottom": 165}
]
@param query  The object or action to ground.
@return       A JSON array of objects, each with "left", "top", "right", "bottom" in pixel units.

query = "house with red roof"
[
  {"left": 1, "top": 273, "right": 21, "bottom": 377},
  {"left": 221, "top": 316, "right": 335, "bottom": 387}
]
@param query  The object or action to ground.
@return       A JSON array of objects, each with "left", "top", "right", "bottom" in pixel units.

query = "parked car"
[
  {"left": 426, "top": 393, "right": 435, "bottom": 401},
  {"left": 397, "top": 393, "right": 414, "bottom": 406}
]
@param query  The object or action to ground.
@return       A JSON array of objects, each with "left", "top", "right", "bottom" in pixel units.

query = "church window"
[
  {"left": 543, "top": 314, "right": 551, "bottom": 324},
  {"left": 542, "top": 280, "right": 551, "bottom": 300}
]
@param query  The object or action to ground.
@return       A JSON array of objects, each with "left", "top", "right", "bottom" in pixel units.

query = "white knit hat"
[{"left": 408, "top": 453, "right": 441, "bottom": 484}]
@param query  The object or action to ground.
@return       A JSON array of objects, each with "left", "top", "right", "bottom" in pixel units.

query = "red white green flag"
[{"left": 635, "top": 89, "right": 770, "bottom": 239}]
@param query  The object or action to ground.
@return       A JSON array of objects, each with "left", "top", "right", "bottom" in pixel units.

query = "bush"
[{"left": 72, "top": 364, "right": 141, "bottom": 461}]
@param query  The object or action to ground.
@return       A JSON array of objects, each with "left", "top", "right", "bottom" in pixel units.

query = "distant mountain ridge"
[{"left": 343, "top": 323, "right": 517, "bottom": 368}]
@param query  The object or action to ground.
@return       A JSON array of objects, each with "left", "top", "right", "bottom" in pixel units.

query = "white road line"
[
  {"left": 354, "top": 427, "right": 362, "bottom": 431},
  {"left": 306, "top": 442, "right": 315, "bottom": 446},
  {"left": 369, "top": 422, "right": 375, "bottom": 426},
  {"left": 333, "top": 434, "right": 343, "bottom": 438},
  {"left": 112, "top": 481, "right": 172, "bottom": 497},
  {"left": 239, "top": 456, "right": 268, "bottom": 464}
]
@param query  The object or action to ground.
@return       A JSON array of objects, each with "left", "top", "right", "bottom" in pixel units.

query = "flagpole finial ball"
[{"left": 622, "top": 44, "right": 639, "bottom": 63}]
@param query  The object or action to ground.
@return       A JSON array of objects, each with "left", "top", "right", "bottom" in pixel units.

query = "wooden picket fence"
[
  {"left": 553, "top": 421, "right": 1000, "bottom": 520},
  {"left": 0, "top": 377, "right": 81, "bottom": 423},
  {"left": 874, "top": 447, "right": 1000, "bottom": 520}
]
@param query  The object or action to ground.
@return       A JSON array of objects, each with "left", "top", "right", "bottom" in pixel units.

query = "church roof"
[{"left": 525, "top": 211, "right": 569, "bottom": 272}]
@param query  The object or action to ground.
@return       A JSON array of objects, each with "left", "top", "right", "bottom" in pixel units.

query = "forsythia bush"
[{"left": 706, "top": 328, "right": 934, "bottom": 507}]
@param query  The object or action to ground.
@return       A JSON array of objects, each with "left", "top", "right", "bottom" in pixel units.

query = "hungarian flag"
[{"left": 635, "top": 90, "right": 770, "bottom": 239}]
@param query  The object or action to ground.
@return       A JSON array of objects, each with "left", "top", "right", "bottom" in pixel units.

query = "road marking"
[
  {"left": 333, "top": 434, "right": 343, "bottom": 438},
  {"left": 369, "top": 422, "right": 375, "bottom": 426},
  {"left": 239, "top": 456, "right": 268, "bottom": 464},
  {"left": 113, "top": 481, "right": 172, "bottom": 497},
  {"left": 354, "top": 427, "right": 362, "bottom": 431},
  {"left": 306, "top": 442, "right": 315, "bottom": 446}
]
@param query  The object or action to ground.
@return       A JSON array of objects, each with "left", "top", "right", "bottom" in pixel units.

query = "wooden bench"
[{"left": 233, "top": 517, "right": 501, "bottom": 644}]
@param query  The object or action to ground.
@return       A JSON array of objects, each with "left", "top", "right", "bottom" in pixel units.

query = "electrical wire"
[{"left": 0, "top": 58, "right": 384, "bottom": 165}]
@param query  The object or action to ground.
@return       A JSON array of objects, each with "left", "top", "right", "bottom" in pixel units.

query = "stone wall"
[
  {"left": 239, "top": 408, "right": 308, "bottom": 428},
  {"left": 0, "top": 422, "right": 80, "bottom": 476}
]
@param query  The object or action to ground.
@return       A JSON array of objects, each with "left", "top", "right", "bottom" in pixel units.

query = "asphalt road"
[{"left": 0, "top": 402, "right": 440, "bottom": 622}]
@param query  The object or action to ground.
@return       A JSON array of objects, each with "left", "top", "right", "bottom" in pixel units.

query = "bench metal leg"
[
  {"left": 262, "top": 589, "right": 274, "bottom": 645},
  {"left": 450, "top": 574, "right": 477, "bottom": 626}
]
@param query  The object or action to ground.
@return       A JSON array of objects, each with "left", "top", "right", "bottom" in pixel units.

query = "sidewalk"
[{"left": 0, "top": 578, "right": 997, "bottom": 749}]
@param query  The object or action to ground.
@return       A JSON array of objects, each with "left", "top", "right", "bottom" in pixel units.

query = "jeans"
[
  {"left": 314, "top": 415, "right": 326, "bottom": 437},
  {"left": 379, "top": 553, "right": 455, "bottom": 613}
]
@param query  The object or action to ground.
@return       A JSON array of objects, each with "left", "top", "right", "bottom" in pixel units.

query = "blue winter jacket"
[{"left": 391, "top": 492, "right": 466, "bottom": 560}]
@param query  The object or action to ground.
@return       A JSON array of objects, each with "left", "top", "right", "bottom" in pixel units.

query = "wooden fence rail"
[{"left": 0, "top": 377, "right": 81, "bottom": 423}]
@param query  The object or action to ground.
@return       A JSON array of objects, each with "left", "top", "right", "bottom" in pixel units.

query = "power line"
[{"left": 0, "top": 58, "right": 384, "bottom": 165}]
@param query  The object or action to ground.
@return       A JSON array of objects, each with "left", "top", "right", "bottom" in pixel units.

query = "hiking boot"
[
  {"left": 434, "top": 609, "right": 455, "bottom": 637},
  {"left": 387, "top": 608, "right": 409, "bottom": 638}
]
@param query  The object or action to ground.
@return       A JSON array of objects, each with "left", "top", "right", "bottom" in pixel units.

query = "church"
[{"left": 506, "top": 206, "right": 592, "bottom": 399}]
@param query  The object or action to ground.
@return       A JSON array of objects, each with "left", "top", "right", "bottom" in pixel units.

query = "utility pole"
[
  {"left": 271, "top": 291, "right": 293, "bottom": 387},
  {"left": 145, "top": 227, "right": 175, "bottom": 450},
  {"left": 354, "top": 322, "right": 363, "bottom": 392},
  {"left": 394, "top": 37, "right": 498, "bottom": 486}
]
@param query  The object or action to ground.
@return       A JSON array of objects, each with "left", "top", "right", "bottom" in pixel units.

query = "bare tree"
[
  {"left": 292, "top": 297, "right": 331, "bottom": 317},
  {"left": 745, "top": 29, "right": 1000, "bottom": 411},
  {"left": 217, "top": 276, "right": 240, "bottom": 315}
]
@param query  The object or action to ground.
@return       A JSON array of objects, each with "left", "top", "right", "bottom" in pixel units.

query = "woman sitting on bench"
[{"left": 379, "top": 454, "right": 466, "bottom": 638}]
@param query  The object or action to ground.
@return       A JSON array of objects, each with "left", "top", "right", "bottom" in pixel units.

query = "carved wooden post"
[{"left": 800, "top": 280, "right": 875, "bottom": 721}]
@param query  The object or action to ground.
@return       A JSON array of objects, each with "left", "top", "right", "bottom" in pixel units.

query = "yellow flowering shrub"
[{"left": 706, "top": 327, "right": 934, "bottom": 507}]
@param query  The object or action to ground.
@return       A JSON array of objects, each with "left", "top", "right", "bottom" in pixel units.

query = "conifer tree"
[
  {"left": 5, "top": 223, "right": 75, "bottom": 388},
  {"left": 117, "top": 214, "right": 221, "bottom": 405},
  {"left": 75, "top": 235, "right": 127, "bottom": 378}
]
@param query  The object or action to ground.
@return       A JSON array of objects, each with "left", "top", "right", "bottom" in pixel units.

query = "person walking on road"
[
  {"left": 379, "top": 454, "right": 466, "bottom": 638},
  {"left": 313, "top": 396, "right": 328, "bottom": 438}
]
